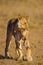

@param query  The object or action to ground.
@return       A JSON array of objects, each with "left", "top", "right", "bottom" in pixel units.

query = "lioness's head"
[{"left": 18, "top": 16, "right": 30, "bottom": 30}]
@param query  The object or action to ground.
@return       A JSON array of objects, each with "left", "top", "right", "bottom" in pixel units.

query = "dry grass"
[{"left": 0, "top": 0, "right": 43, "bottom": 65}]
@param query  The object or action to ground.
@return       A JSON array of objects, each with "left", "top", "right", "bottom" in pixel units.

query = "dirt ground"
[{"left": 0, "top": 0, "right": 43, "bottom": 65}]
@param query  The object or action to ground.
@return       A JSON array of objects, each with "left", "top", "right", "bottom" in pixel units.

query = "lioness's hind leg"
[{"left": 5, "top": 32, "right": 12, "bottom": 58}]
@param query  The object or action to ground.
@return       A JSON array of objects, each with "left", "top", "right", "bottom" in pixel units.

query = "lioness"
[{"left": 5, "top": 16, "right": 33, "bottom": 61}]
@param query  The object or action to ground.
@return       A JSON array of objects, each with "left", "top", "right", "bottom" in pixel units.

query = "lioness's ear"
[
  {"left": 18, "top": 15, "right": 22, "bottom": 20},
  {"left": 26, "top": 16, "right": 30, "bottom": 22}
]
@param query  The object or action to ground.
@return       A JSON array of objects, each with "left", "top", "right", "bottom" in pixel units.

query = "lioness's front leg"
[
  {"left": 22, "top": 30, "right": 33, "bottom": 61},
  {"left": 15, "top": 40, "right": 23, "bottom": 61},
  {"left": 25, "top": 40, "right": 33, "bottom": 61}
]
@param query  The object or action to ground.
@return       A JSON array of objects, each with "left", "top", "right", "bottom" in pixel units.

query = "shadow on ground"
[
  {"left": 0, "top": 55, "right": 14, "bottom": 59},
  {"left": 0, "top": 55, "right": 5, "bottom": 59},
  {"left": 0, "top": 55, "right": 28, "bottom": 61}
]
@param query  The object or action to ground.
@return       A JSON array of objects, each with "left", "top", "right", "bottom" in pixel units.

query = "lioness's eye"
[{"left": 25, "top": 23, "right": 26, "bottom": 24}]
